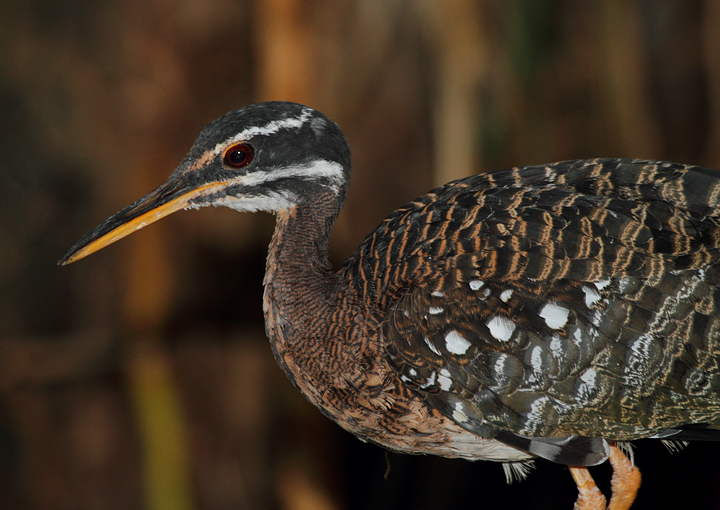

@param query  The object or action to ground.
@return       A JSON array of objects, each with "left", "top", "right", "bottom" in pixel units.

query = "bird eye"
[{"left": 224, "top": 143, "right": 254, "bottom": 168}]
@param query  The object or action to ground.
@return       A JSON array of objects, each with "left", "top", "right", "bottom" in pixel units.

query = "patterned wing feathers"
[{"left": 353, "top": 159, "right": 720, "bottom": 461}]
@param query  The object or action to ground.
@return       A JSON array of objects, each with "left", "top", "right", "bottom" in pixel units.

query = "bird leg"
[
  {"left": 569, "top": 444, "right": 641, "bottom": 510},
  {"left": 569, "top": 466, "right": 606, "bottom": 510},
  {"left": 607, "top": 444, "right": 641, "bottom": 510}
]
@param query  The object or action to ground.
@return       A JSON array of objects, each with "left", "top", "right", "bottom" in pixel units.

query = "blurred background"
[{"left": 2, "top": 0, "right": 720, "bottom": 508}]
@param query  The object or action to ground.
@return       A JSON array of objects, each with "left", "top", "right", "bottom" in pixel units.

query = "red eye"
[{"left": 224, "top": 143, "right": 254, "bottom": 168}]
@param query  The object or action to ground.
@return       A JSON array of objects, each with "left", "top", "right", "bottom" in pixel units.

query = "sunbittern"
[{"left": 60, "top": 102, "right": 720, "bottom": 510}]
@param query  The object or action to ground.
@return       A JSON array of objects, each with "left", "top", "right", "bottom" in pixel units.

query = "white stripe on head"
[
  {"left": 200, "top": 108, "right": 316, "bottom": 167},
  {"left": 216, "top": 192, "right": 297, "bottom": 213},
  {"left": 183, "top": 189, "right": 297, "bottom": 214},
  {"left": 227, "top": 107, "right": 314, "bottom": 146},
  {"left": 235, "top": 159, "right": 346, "bottom": 192},
  {"left": 184, "top": 159, "right": 346, "bottom": 213}
]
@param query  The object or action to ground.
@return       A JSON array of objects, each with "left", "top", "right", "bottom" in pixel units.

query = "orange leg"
[
  {"left": 569, "top": 443, "right": 642, "bottom": 510},
  {"left": 569, "top": 466, "right": 606, "bottom": 510},
  {"left": 607, "top": 444, "right": 641, "bottom": 510}
]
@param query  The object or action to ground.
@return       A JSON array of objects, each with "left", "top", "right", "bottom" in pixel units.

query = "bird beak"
[{"left": 58, "top": 175, "right": 224, "bottom": 266}]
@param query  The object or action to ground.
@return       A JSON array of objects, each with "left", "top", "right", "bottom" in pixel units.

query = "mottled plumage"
[
  {"left": 365, "top": 160, "right": 720, "bottom": 461},
  {"left": 60, "top": 102, "right": 720, "bottom": 510}
]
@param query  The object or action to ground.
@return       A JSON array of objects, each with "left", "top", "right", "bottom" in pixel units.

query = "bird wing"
[{"left": 350, "top": 158, "right": 720, "bottom": 465}]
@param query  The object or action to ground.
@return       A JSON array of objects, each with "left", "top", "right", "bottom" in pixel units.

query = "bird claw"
[{"left": 569, "top": 444, "right": 641, "bottom": 510}]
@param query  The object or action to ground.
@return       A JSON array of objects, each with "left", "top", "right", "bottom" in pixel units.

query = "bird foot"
[
  {"left": 569, "top": 444, "right": 641, "bottom": 510},
  {"left": 607, "top": 444, "right": 641, "bottom": 510},
  {"left": 570, "top": 466, "right": 606, "bottom": 510}
]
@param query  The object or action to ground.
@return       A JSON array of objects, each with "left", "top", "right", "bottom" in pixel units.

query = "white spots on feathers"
[
  {"left": 429, "top": 306, "right": 444, "bottom": 315},
  {"left": 486, "top": 316, "right": 516, "bottom": 342},
  {"left": 445, "top": 330, "right": 472, "bottom": 354},
  {"left": 591, "top": 302, "right": 610, "bottom": 327},
  {"left": 576, "top": 368, "right": 598, "bottom": 402},
  {"left": 582, "top": 286, "right": 601, "bottom": 307},
  {"left": 452, "top": 401, "right": 469, "bottom": 423},
  {"left": 432, "top": 291, "right": 445, "bottom": 298},
  {"left": 549, "top": 335, "right": 565, "bottom": 358},
  {"left": 424, "top": 336, "right": 442, "bottom": 356},
  {"left": 539, "top": 303, "right": 570, "bottom": 329},
  {"left": 524, "top": 397, "right": 552, "bottom": 432},
  {"left": 594, "top": 279, "right": 611, "bottom": 291},
  {"left": 494, "top": 353, "right": 512, "bottom": 375},
  {"left": 580, "top": 368, "right": 597, "bottom": 386},
  {"left": 500, "top": 289, "right": 513, "bottom": 302},
  {"left": 573, "top": 328, "right": 583, "bottom": 342},
  {"left": 438, "top": 369, "right": 453, "bottom": 390},
  {"left": 530, "top": 346, "right": 545, "bottom": 372},
  {"left": 419, "top": 371, "right": 437, "bottom": 389},
  {"left": 469, "top": 280, "right": 485, "bottom": 291}
]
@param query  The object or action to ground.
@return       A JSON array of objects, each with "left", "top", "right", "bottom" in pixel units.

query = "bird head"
[{"left": 59, "top": 102, "right": 351, "bottom": 265}]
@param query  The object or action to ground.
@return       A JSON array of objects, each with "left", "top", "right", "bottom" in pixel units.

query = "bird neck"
[
  {"left": 266, "top": 195, "right": 338, "bottom": 279},
  {"left": 262, "top": 192, "right": 341, "bottom": 346}
]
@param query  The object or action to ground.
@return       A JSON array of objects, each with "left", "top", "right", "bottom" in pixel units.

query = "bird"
[{"left": 59, "top": 101, "right": 720, "bottom": 510}]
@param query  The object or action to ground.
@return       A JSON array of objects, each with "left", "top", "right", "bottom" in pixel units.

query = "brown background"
[{"left": 2, "top": 0, "right": 720, "bottom": 508}]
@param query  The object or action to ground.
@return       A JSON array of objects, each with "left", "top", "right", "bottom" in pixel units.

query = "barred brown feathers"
[{"left": 340, "top": 158, "right": 720, "bottom": 465}]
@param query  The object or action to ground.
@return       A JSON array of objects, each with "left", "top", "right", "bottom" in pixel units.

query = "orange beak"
[{"left": 58, "top": 177, "right": 227, "bottom": 265}]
